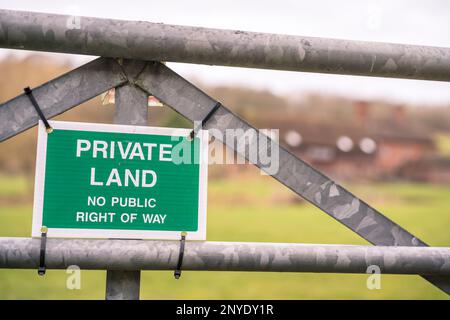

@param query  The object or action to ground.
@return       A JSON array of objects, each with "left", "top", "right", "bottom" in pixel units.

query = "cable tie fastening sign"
[
  {"left": 38, "top": 226, "right": 48, "bottom": 276},
  {"left": 24, "top": 87, "right": 53, "bottom": 133},
  {"left": 174, "top": 232, "right": 187, "bottom": 279},
  {"left": 189, "top": 101, "right": 222, "bottom": 140}
]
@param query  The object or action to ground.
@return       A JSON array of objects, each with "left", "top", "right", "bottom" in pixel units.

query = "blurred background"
[{"left": 1, "top": 0, "right": 450, "bottom": 299}]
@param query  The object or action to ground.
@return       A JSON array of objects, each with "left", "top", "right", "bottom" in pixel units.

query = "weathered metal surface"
[
  {"left": 135, "top": 61, "right": 450, "bottom": 294},
  {"left": 1, "top": 238, "right": 449, "bottom": 275},
  {"left": 113, "top": 60, "right": 148, "bottom": 126},
  {"left": 105, "top": 69, "right": 148, "bottom": 300},
  {"left": 1, "top": 9, "right": 450, "bottom": 81},
  {"left": 0, "top": 57, "right": 127, "bottom": 142},
  {"left": 106, "top": 270, "right": 141, "bottom": 300}
]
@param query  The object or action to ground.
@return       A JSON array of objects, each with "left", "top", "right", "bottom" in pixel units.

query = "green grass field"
[{"left": 0, "top": 172, "right": 449, "bottom": 299}]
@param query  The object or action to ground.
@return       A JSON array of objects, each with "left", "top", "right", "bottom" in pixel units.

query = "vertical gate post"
[{"left": 105, "top": 83, "right": 148, "bottom": 300}]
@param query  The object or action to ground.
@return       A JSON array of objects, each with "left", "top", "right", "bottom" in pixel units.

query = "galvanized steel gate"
[{"left": 0, "top": 9, "right": 449, "bottom": 299}]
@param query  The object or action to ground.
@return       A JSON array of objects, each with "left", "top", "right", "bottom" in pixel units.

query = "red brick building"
[{"left": 255, "top": 102, "right": 436, "bottom": 181}]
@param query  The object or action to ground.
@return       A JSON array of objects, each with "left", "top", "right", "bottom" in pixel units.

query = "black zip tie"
[
  {"left": 24, "top": 87, "right": 53, "bottom": 133},
  {"left": 189, "top": 102, "right": 222, "bottom": 140},
  {"left": 174, "top": 232, "right": 187, "bottom": 279},
  {"left": 38, "top": 226, "right": 48, "bottom": 276}
]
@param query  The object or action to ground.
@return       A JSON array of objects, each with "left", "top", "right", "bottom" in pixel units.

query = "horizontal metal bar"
[
  {"left": 135, "top": 61, "right": 450, "bottom": 294},
  {"left": 0, "top": 57, "right": 128, "bottom": 142},
  {"left": 0, "top": 238, "right": 449, "bottom": 276},
  {"left": 1, "top": 9, "right": 450, "bottom": 81}
]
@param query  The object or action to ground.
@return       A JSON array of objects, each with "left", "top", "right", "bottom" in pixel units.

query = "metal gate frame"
[{"left": 0, "top": 9, "right": 449, "bottom": 299}]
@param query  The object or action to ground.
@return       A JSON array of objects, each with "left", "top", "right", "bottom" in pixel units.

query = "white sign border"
[{"left": 32, "top": 120, "right": 208, "bottom": 241}]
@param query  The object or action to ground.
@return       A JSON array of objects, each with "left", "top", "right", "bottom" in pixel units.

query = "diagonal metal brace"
[
  {"left": 0, "top": 57, "right": 129, "bottom": 142},
  {"left": 135, "top": 61, "right": 450, "bottom": 295}
]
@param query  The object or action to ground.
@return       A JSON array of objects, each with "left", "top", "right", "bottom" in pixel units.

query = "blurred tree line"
[{"left": 1, "top": 55, "right": 450, "bottom": 176}]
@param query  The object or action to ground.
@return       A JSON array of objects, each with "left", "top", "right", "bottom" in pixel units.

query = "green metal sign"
[{"left": 32, "top": 121, "right": 208, "bottom": 240}]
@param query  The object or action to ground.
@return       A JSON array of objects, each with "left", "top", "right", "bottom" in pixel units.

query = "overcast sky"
[{"left": 1, "top": 0, "right": 450, "bottom": 105}]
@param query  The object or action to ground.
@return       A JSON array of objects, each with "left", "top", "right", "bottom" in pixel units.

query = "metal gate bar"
[
  {"left": 1, "top": 9, "right": 450, "bottom": 81},
  {"left": 1, "top": 238, "right": 449, "bottom": 276}
]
